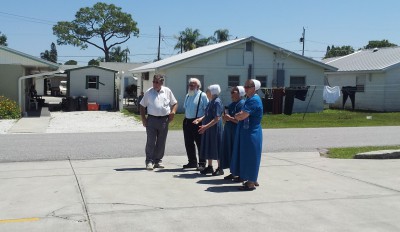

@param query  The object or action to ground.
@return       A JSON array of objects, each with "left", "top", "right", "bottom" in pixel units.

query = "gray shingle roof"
[{"left": 323, "top": 46, "right": 400, "bottom": 72}]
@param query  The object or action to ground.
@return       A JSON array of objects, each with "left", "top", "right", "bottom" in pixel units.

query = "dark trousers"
[
  {"left": 342, "top": 86, "right": 357, "bottom": 110},
  {"left": 183, "top": 118, "right": 205, "bottom": 166},
  {"left": 145, "top": 115, "right": 169, "bottom": 164}
]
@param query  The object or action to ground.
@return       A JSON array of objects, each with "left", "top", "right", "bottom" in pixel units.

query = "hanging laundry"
[
  {"left": 294, "top": 86, "right": 309, "bottom": 101},
  {"left": 283, "top": 86, "right": 310, "bottom": 115},
  {"left": 323, "top": 86, "right": 341, "bottom": 104},
  {"left": 341, "top": 86, "right": 357, "bottom": 110},
  {"left": 272, "top": 88, "right": 285, "bottom": 114}
]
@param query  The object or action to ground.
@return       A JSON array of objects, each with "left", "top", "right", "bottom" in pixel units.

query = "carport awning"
[
  {"left": 20, "top": 70, "right": 65, "bottom": 80},
  {"left": 18, "top": 70, "right": 65, "bottom": 110}
]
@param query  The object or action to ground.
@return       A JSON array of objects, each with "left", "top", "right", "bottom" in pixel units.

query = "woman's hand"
[{"left": 198, "top": 125, "right": 207, "bottom": 134}]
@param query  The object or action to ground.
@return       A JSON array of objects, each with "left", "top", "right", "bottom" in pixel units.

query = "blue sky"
[{"left": 1, "top": 0, "right": 399, "bottom": 65}]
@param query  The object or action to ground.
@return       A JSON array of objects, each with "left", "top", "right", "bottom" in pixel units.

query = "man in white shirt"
[{"left": 140, "top": 74, "right": 178, "bottom": 170}]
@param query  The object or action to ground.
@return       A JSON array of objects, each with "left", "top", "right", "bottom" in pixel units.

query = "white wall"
[
  {"left": 384, "top": 67, "right": 400, "bottom": 111},
  {"left": 326, "top": 72, "right": 387, "bottom": 111}
]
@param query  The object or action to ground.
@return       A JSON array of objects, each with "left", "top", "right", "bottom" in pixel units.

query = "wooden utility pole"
[
  {"left": 157, "top": 26, "right": 161, "bottom": 61},
  {"left": 300, "top": 27, "right": 305, "bottom": 56},
  {"left": 180, "top": 36, "right": 183, "bottom": 53}
]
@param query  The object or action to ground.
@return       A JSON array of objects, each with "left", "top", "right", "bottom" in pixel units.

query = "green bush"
[{"left": 0, "top": 96, "right": 21, "bottom": 119}]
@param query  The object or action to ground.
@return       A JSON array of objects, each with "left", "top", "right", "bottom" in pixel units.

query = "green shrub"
[{"left": 0, "top": 96, "right": 21, "bottom": 119}]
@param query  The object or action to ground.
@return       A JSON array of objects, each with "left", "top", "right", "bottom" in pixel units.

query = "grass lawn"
[
  {"left": 327, "top": 146, "right": 400, "bottom": 159},
  {"left": 122, "top": 108, "right": 400, "bottom": 158}
]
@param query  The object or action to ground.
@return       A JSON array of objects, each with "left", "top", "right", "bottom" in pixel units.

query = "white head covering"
[
  {"left": 252, "top": 79, "right": 261, "bottom": 91},
  {"left": 208, "top": 84, "right": 221, "bottom": 95},
  {"left": 237, "top": 86, "right": 245, "bottom": 97}
]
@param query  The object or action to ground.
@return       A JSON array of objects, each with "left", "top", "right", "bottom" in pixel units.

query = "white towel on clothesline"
[{"left": 323, "top": 86, "right": 341, "bottom": 104}]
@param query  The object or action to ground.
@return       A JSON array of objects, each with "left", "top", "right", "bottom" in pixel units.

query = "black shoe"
[
  {"left": 224, "top": 173, "right": 235, "bottom": 180},
  {"left": 200, "top": 166, "right": 214, "bottom": 175},
  {"left": 232, "top": 176, "right": 244, "bottom": 183},
  {"left": 196, "top": 163, "right": 206, "bottom": 171},
  {"left": 212, "top": 168, "right": 224, "bottom": 176},
  {"left": 183, "top": 163, "right": 198, "bottom": 169}
]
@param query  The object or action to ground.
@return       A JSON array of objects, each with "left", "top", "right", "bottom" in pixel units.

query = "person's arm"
[
  {"left": 140, "top": 105, "right": 147, "bottom": 127},
  {"left": 168, "top": 103, "right": 178, "bottom": 122},
  {"left": 234, "top": 110, "right": 250, "bottom": 121},
  {"left": 223, "top": 113, "right": 239, "bottom": 124},
  {"left": 193, "top": 116, "right": 204, "bottom": 125},
  {"left": 198, "top": 116, "right": 220, "bottom": 134}
]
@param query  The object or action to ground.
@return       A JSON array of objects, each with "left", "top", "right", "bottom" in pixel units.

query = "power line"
[{"left": 0, "top": 11, "right": 56, "bottom": 25}]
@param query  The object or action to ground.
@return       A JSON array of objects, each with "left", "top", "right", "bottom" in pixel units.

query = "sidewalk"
[
  {"left": 7, "top": 117, "right": 50, "bottom": 134},
  {"left": 1, "top": 152, "right": 399, "bottom": 232}
]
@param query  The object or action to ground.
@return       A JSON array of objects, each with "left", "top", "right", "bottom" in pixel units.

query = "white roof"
[
  {"left": 323, "top": 46, "right": 400, "bottom": 72},
  {"left": 0, "top": 45, "right": 59, "bottom": 69},
  {"left": 130, "top": 38, "right": 246, "bottom": 73},
  {"left": 130, "top": 36, "right": 336, "bottom": 73}
]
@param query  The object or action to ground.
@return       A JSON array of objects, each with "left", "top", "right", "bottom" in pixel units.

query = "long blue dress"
[
  {"left": 199, "top": 97, "right": 223, "bottom": 160},
  {"left": 220, "top": 99, "right": 245, "bottom": 169},
  {"left": 230, "top": 94, "right": 263, "bottom": 182}
]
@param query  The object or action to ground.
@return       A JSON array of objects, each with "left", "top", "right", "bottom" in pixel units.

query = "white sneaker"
[
  {"left": 154, "top": 162, "right": 164, "bottom": 168},
  {"left": 146, "top": 162, "right": 154, "bottom": 170}
]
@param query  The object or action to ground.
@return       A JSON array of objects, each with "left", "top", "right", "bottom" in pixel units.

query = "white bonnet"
[
  {"left": 208, "top": 84, "right": 221, "bottom": 95},
  {"left": 237, "top": 86, "right": 245, "bottom": 97},
  {"left": 252, "top": 79, "right": 261, "bottom": 91}
]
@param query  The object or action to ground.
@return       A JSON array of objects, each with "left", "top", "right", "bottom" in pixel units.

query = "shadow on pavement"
[
  {"left": 205, "top": 185, "right": 243, "bottom": 193},
  {"left": 197, "top": 178, "right": 233, "bottom": 185},
  {"left": 114, "top": 167, "right": 146, "bottom": 171}
]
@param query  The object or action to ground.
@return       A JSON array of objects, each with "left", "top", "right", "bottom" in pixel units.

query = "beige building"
[{"left": 0, "top": 45, "right": 59, "bottom": 115}]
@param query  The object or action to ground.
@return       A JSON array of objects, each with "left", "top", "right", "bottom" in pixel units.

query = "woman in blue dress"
[
  {"left": 220, "top": 86, "right": 245, "bottom": 180},
  {"left": 195, "top": 84, "right": 224, "bottom": 175},
  {"left": 231, "top": 79, "right": 263, "bottom": 191}
]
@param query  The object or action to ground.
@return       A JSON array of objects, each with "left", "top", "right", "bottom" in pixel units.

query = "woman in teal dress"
[
  {"left": 195, "top": 84, "right": 224, "bottom": 176},
  {"left": 220, "top": 86, "right": 245, "bottom": 179},
  {"left": 231, "top": 79, "right": 263, "bottom": 191}
]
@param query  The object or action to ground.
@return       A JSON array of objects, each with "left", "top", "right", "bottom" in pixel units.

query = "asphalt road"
[{"left": 1, "top": 126, "right": 400, "bottom": 162}]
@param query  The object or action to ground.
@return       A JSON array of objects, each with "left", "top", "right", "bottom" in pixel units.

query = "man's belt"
[{"left": 148, "top": 114, "right": 169, "bottom": 118}]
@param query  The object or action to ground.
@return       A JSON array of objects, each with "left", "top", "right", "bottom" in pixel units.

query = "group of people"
[{"left": 139, "top": 74, "right": 263, "bottom": 191}]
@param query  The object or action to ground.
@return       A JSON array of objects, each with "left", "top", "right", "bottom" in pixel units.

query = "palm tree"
[
  {"left": 109, "top": 46, "right": 130, "bottom": 62},
  {"left": 212, "top": 29, "right": 230, "bottom": 43},
  {"left": 196, "top": 37, "right": 214, "bottom": 47},
  {"left": 174, "top": 28, "right": 202, "bottom": 52}
]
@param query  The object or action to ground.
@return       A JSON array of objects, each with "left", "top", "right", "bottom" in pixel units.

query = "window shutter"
[
  {"left": 85, "top": 76, "right": 89, "bottom": 89},
  {"left": 96, "top": 77, "right": 99, "bottom": 89}
]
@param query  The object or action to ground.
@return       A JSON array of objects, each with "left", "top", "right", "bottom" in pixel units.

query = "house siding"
[
  {"left": 326, "top": 72, "right": 387, "bottom": 111},
  {"left": 0, "top": 64, "right": 24, "bottom": 102},
  {"left": 68, "top": 67, "right": 116, "bottom": 107},
  {"left": 384, "top": 67, "right": 400, "bottom": 111}
]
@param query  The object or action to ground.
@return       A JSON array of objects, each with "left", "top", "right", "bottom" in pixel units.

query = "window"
[
  {"left": 356, "top": 75, "right": 366, "bottom": 92},
  {"left": 86, "top": 75, "right": 99, "bottom": 89},
  {"left": 142, "top": 72, "right": 149, "bottom": 80},
  {"left": 246, "top": 42, "right": 253, "bottom": 52},
  {"left": 290, "top": 76, "right": 306, "bottom": 87},
  {"left": 256, "top": 76, "right": 267, "bottom": 88},
  {"left": 228, "top": 75, "right": 240, "bottom": 87}
]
